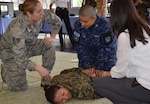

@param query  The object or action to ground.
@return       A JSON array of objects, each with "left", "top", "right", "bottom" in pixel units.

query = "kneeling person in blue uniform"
[{"left": 73, "top": 5, "right": 117, "bottom": 77}]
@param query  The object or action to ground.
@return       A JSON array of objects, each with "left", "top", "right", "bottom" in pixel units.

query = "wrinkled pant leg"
[
  {"left": 1, "top": 63, "right": 27, "bottom": 91},
  {"left": 58, "top": 27, "right": 64, "bottom": 47},
  {"left": 41, "top": 44, "right": 55, "bottom": 85},
  {"left": 0, "top": 48, "right": 27, "bottom": 91},
  {"left": 56, "top": 8, "right": 64, "bottom": 46},
  {"left": 93, "top": 77, "right": 150, "bottom": 104},
  {"left": 27, "top": 40, "right": 56, "bottom": 72},
  {"left": 62, "top": 11, "right": 75, "bottom": 45},
  {"left": 27, "top": 40, "right": 56, "bottom": 86},
  {"left": 41, "top": 44, "right": 55, "bottom": 71}
]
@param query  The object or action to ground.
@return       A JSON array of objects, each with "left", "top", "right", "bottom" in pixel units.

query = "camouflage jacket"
[
  {"left": 136, "top": 0, "right": 150, "bottom": 21},
  {"left": 74, "top": 16, "right": 117, "bottom": 71},
  {"left": 50, "top": 68, "right": 100, "bottom": 99}
]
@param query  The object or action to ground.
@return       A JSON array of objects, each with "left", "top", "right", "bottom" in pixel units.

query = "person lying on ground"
[{"left": 44, "top": 67, "right": 103, "bottom": 104}]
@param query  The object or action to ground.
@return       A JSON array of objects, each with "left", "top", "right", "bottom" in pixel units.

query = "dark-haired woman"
[
  {"left": 0, "top": 0, "right": 61, "bottom": 91},
  {"left": 93, "top": 0, "right": 150, "bottom": 104}
]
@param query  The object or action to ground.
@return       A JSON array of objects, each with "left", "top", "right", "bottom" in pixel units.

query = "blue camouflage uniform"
[{"left": 74, "top": 15, "right": 116, "bottom": 71}]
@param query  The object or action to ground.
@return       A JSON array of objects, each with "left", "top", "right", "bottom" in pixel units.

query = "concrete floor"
[{"left": 0, "top": 36, "right": 112, "bottom": 104}]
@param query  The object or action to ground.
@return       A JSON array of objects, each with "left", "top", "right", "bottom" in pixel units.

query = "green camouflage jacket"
[{"left": 50, "top": 68, "right": 100, "bottom": 99}]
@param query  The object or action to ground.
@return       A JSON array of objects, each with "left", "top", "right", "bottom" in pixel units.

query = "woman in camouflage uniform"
[
  {"left": 0, "top": 0, "right": 61, "bottom": 91},
  {"left": 44, "top": 68, "right": 101, "bottom": 104}
]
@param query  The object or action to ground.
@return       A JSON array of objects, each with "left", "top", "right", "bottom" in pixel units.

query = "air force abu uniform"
[
  {"left": 0, "top": 10, "right": 61, "bottom": 91},
  {"left": 74, "top": 16, "right": 117, "bottom": 71}
]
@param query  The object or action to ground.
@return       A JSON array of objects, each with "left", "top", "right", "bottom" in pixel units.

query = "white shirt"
[
  {"left": 111, "top": 29, "right": 150, "bottom": 90},
  {"left": 51, "top": 0, "right": 69, "bottom": 8}
]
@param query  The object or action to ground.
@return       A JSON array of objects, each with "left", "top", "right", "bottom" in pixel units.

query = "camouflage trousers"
[{"left": 0, "top": 40, "right": 55, "bottom": 91}]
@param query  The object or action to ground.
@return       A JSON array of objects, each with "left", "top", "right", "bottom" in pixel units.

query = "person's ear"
[
  {"left": 91, "top": 16, "right": 96, "bottom": 21},
  {"left": 26, "top": 11, "right": 32, "bottom": 17}
]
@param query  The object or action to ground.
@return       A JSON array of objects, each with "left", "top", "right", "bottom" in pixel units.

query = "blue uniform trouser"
[{"left": 93, "top": 77, "right": 150, "bottom": 104}]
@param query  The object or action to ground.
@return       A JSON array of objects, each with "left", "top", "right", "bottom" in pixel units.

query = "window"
[
  {"left": 0, "top": 0, "right": 82, "bottom": 11},
  {"left": 1, "top": 5, "right": 8, "bottom": 12},
  {"left": 72, "top": 0, "right": 82, "bottom": 7}
]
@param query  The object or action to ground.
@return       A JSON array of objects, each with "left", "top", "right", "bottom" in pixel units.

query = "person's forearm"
[
  {"left": 96, "top": 0, "right": 104, "bottom": 15},
  {"left": 51, "top": 33, "right": 56, "bottom": 39},
  {"left": 35, "top": 64, "right": 51, "bottom": 80},
  {"left": 50, "top": 14, "right": 62, "bottom": 34},
  {"left": 101, "top": 71, "right": 111, "bottom": 77}
]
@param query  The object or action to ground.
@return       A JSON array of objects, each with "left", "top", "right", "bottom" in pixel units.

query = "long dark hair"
[{"left": 110, "top": 0, "right": 150, "bottom": 48}]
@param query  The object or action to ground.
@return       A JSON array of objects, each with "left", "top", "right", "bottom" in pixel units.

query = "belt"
[{"left": 57, "top": 7, "right": 67, "bottom": 10}]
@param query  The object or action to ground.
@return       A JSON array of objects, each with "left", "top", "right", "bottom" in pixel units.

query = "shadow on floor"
[{"left": 54, "top": 35, "right": 76, "bottom": 53}]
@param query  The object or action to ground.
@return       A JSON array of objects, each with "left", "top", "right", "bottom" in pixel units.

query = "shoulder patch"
[
  {"left": 73, "top": 31, "right": 81, "bottom": 43},
  {"left": 102, "top": 32, "right": 113, "bottom": 45}
]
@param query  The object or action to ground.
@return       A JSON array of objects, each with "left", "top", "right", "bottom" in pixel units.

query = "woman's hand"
[
  {"left": 43, "top": 33, "right": 56, "bottom": 45},
  {"left": 44, "top": 37, "right": 55, "bottom": 45},
  {"left": 35, "top": 65, "right": 51, "bottom": 80}
]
